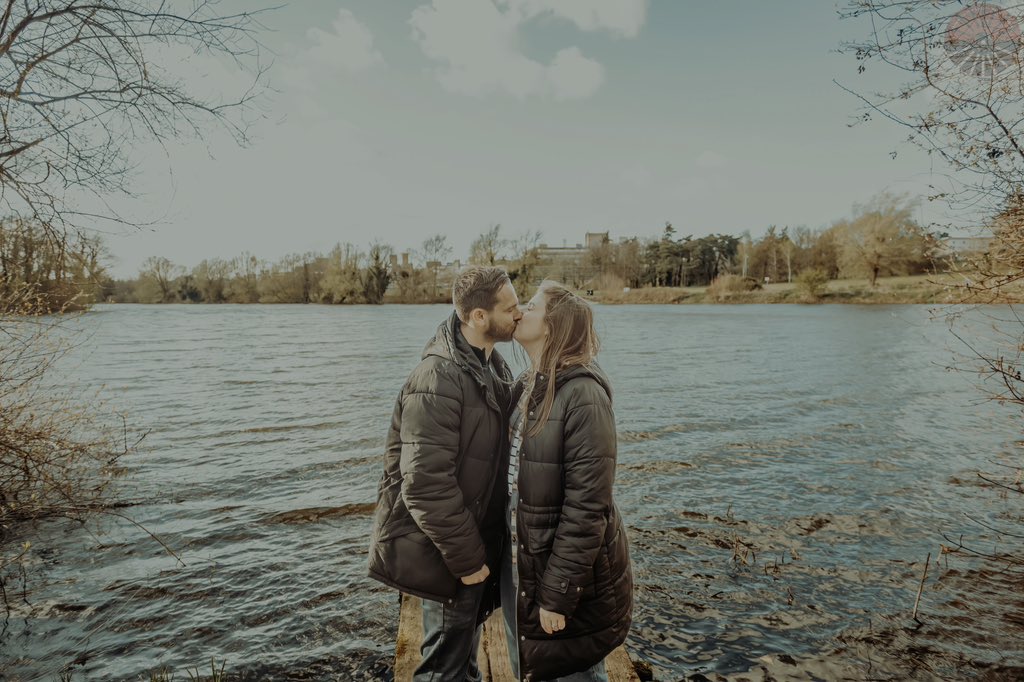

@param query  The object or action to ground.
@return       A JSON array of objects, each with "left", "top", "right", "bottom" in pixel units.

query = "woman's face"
[{"left": 513, "top": 289, "right": 547, "bottom": 346}]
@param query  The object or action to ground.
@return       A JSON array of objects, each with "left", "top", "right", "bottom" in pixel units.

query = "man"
[{"left": 368, "top": 265, "right": 522, "bottom": 681}]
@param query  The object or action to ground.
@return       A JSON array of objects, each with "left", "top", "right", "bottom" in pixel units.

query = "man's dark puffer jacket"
[{"left": 368, "top": 311, "right": 511, "bottom": 615}]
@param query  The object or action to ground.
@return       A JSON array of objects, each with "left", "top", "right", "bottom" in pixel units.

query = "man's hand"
[
  {"left": 460, "top": 564, "right": 490, "bottom": 585},
  {"left": 539, "top": 607, "right": 566, "bottom": 634}
]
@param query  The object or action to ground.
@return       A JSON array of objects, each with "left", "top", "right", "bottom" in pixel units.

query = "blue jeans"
[
  {"left": 415, "top": 583, "right": 485, "bottom": 682},
  {"left": 500, "top": 546, "right": 608, "bottom": 682}
]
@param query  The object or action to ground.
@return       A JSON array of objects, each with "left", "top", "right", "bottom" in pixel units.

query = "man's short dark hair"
[{"left": 452, "top": 266, "right": 510, "bottom": 321}]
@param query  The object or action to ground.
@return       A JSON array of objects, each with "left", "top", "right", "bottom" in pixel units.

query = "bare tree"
[
  {"left": 507, "top": 229, "right": 543, "bottom": 297},
  {"left": 837, "top": 193, "right": 925, "bottom": 286},
  {"left": 781, "top": 227, "right": 795, "bottom": 284},
  {"left": 420, "top": 233, "right": 453, "bottom": 298},
  {"left": 192, "top": 258, "right": 232, "bottom": 303},
  {"left": 0, "top": 285, "right": 132, "bottom": 613},
  {"left": 469, "top": 224, "right": 506, "bottom": 265},
  {"left": 0, "top": 1, "right": 269, "bottom": 616},
  {"left": 421, "top": 233, "right": 453, "bottom": 266},
  {"left": 361, "top": 242, "right": 392, "bottom": 304},
  {"left": 225, "top": 251, "right": 261, "bottom": 303},
  {"left": 0, "top": 0, "right": 268, "bottom": 236},
  {"left": 751, "top": 225, "right": 781, "bottom": 283},
  {"left": 0, "top": 215, "right": 105, "bottom": 309},
  {"left": 256, "top": 252, "right": 323, "bottom": 304},
  {"left": 138, "top": 255, "right": 181, "bottom": 303},
  {"left": 616, "top": 237, "right": 645, "bottom": 289},
  {"left": 737, "top": 231, "right": 753, "bottom": 279},
  {"left": 840, "top": 4, "right": 1024, "bottom": 655},
  {"left": 838, "top": 1, "right": 1024, "bottom": 236},
  {"left": 321, "top": 243, "right": 363, "bottom": 304}
]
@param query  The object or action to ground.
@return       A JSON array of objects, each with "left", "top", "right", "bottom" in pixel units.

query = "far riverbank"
[
  {"left": 592, "top": 274, "right": 981, "bottom": 305},
  {"left": 95, "top": 274, "right": 1011, "bottom": 307}
]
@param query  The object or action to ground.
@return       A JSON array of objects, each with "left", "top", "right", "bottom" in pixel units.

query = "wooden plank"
[
  {"left": 395, "top": 594, "right": 639, "bottom": 682},
  {"left": 394, "top": 594, "right": 424, "bottom": 682},
  {"left": 607, "top": 645, "right": 642, "bottom": 682},
  {"left": 480, "top": 607, "right": 516, "bottom": 682}
]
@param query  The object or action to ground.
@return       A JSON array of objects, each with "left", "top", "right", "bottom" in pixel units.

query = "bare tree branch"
[{"left": 0, "top": 1, "right": 269, "bottom": 238}]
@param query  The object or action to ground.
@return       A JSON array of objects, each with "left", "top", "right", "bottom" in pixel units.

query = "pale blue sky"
[{"left": 107, "top": 0, "right": 947, "bottom": 278}]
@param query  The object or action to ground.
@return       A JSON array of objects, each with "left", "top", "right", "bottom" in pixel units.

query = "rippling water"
[{"left": 2, "top": 303, "right": 1022, "bottom": 680}]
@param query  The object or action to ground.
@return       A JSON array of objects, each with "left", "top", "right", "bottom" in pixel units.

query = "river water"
[{"left": 2, "top": 303, "right": 1022, "bottom": 681}]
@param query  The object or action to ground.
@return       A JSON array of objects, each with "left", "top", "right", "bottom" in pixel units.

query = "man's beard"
[{"left": 485, "top": 316, "right": 516, "bottom": 343}]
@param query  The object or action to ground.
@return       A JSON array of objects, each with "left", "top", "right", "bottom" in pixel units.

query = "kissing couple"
[{"left": 369, "top": 266, "right": 633, "bottom": 682}]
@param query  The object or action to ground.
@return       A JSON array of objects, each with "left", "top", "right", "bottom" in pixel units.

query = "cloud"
[
  {"left": 547, "top": 47, "right": 604, "bottom": 100},
  {"left": 502, "top": 0, "right": 647, "bottom": 38},
  {"left": 274, "top": 9, "right": 384, "bottom": 95},
  {"left": 410, "top": 0, "right": 639, "bottom": 99},
  {"left": 305, "top": 9, "right": 384, "bottom": 73},
  {"left": 410, "top": 0, "right": 540, "bottom": 98}
]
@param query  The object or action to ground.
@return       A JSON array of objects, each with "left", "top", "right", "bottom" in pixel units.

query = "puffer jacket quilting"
[
  {"left": 510, "top": 362, "right": 633, "bottom": 681},
  {"left": 367, "top": 311, "right": 512, "bottom": 613}
]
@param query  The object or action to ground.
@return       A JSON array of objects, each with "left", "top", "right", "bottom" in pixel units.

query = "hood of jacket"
[
  {"left": 552, "top": 361, "right": 612, "bottom": 400},
  {"left": 517, "top": 360, "right": 612, "bottom": 408},
  {"left": 423, "top": 310, "right": 512, "bottom": 413}
]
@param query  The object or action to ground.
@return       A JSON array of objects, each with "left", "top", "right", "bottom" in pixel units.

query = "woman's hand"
[{"left": 539, "top": 607, "right": 566, "bottom": 634}]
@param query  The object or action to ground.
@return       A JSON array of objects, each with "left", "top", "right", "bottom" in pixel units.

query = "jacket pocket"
[
  {"left": 378, "top": 514, "right": 421, "bottom": 543},
  {"left": 584, "top": 549, "right": 609, "bottom": 600},
  {"left": 525, "top": 524, "right": 558, "bottom": 555}
]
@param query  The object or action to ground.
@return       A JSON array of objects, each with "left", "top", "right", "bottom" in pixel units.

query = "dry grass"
[
  {"left": 594, "top": 274, "right": 976, "bottom": 305},
  {"left": 595, "top": 286, "right": 697, "bottom": 304},
  {"left": 706, "top": 274, "right": 761, "bottom": 302}
]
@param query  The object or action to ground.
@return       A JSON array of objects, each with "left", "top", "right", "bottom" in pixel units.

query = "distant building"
[
  {"left": 385, "top": 252, "right": 413, "bottom": 295},
  {"left": 385, "top": 232, "right": 610, "bottom": 294},
  {"left": 933, "top": 236, "right": 992, "bottom": 260},
  {"left": 388, "top": 252, "right": 412, "bottom": 270},
  {"left": 585, "top": 231, "right": 609, "bottom": 249},
  {"left": 533, "top": 232, "right": 609, "bottom": 287},
  {"left": 536, "top": 232, "right": 609, "bottom": 260},
  {"left": 945, "top": 236, "right": 991, "bottom": 253}
]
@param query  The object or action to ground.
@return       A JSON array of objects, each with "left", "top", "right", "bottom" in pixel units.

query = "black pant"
[{"left": 414, "top": 582, "right": 485, "bottom": 682}]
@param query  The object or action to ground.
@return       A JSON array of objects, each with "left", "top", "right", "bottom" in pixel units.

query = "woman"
[{"left": 501, "top": 281, "right": 633, "bottom": 682}]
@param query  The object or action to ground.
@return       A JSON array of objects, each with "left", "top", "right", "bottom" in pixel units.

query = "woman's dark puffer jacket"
[{"left": 511, "top": 362, "right": 633, "bottom": 682}]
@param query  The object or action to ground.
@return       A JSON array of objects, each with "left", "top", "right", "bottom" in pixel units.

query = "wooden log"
[
  {"left": 395, "top": 594, "right": 639, "bottom": 682},
  {"left": 394, "top": 593, "right": 424, "bottom": 682},
  {"left": 606, "top": 646, "right": 642, "bottom": 682},
  {"left": 479, "top": 604, "right": 516, "bottom": 681}
]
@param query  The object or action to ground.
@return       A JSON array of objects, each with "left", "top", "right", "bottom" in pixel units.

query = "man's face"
[{"left": 483, "top": 282, "right": 522, "bottom": 342}]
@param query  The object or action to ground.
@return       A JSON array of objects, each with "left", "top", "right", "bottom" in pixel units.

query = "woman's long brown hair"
[{"left": 522, "top": 281, "right": 600, "bottom": 437}]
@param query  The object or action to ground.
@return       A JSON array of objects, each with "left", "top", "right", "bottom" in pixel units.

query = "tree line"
[
  {"left": 0, "top": 192, "right": 947, "bottom": 311},
  {"left": 593, "top": 194, "right": 940, "bottom": 291},
  {"left": 113, "top": 242, "right": 434, "bottom": 305},
  {"left": 0, "top": 217, "right": 108, "bottom": 312},
  {"left": 98, "top": 192, "right": 946, "bottom": 305}
]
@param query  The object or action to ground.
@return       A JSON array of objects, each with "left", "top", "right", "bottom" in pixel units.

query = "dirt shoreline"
[{"left": 591, "top": 274, "right": 980, "bottom": 306}]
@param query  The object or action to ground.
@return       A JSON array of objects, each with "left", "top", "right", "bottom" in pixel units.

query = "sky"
[{"left": 101, "top": 0, "right": 950, "bottom": 278}]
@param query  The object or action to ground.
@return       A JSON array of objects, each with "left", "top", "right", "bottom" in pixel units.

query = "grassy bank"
[{"left": 593, "top": 274, "right": 979, "bottom": 305}]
